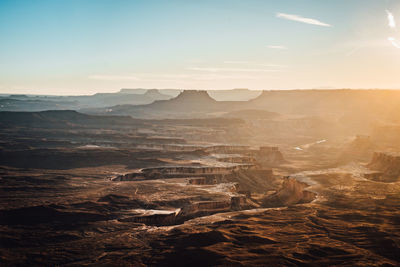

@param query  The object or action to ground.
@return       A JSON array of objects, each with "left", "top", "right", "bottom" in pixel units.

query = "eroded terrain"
[{"left": 1, "top": 90, "right": 400, "bottom": 266}]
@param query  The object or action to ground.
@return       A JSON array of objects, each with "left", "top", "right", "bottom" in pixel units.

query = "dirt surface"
[{"left": 1, "top": 107, "right": 400, "bottom": 266}]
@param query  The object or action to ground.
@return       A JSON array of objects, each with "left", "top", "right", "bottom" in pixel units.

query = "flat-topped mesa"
[
  {"left": 112, "top": 164, "right": 255, "bottom": 181},
  {"left": 262, "top": 177, "right": 317, "bottom": 207},
  {"left": 367, "top": 152, "right": 400, "bottom": 178},
  {"left": 118, "top": 193, "right": 257, "bottom": 226},
  {"left": 145, "top": 89, "right": 220, "bottom": 112},
  {"left": 173, "top": 90, "right": 217, "bottom": 105},
  {"left": 174, "top": 90, "right": 214, "bottom": 100}
]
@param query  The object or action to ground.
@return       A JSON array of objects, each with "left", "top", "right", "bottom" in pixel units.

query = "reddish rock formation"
[
  {"left": 179, "top": 200, "right": 232, "bottom": 219},
  {"left": 113, "top": 164, "right": 255, "bottom": 181},
  {"left": 224, "top": 169, "right": 276, "bottom": 194},
  {"left": 262, "top": 177, "right": 316, "bottom": 207},
  {"left": 146, "top": 90, "right": 221, "bottom": 112}
]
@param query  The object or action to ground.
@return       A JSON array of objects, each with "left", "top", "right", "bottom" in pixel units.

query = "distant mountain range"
[
  {"left": 0, "top": 88, "right": 263, "bottom": 112},
  {"left": 0, "top": 89, "right": 173, "bottom": 111},
  {"left": 83, "top": 89, "right": 400, "bottom": 124},
  {"left": 83, "top": 90, "right": 248, "bottom": 118},
  {"left": 118, "top": 88, "right": 182, "bottom": 97},
  {"left": 3, "top": 89, "right": 400, "bottom": 125}
]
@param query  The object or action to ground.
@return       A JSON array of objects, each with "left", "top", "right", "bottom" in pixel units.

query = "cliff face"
[
  {"left": 179, "top": 200, "right": 232, "bottom": 218},
  {"left": 113, "top": 164, "right": 255, "bottom": 181},
  {"left": 148, "top": 90, "right": 220, "bottom": 112},
  {"left": 367, "top": 152, "right": 400, "bottom": 178},
  {"left": 262, "top": 177, "right": 316, "bottom": 207},
  {"left": 224, "top": 169, "right": 276, "bottom": 194}
]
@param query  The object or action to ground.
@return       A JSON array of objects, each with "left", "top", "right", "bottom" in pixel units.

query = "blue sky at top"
[{"left": 0, "top": 0, "right": 399, "bottom": 94}]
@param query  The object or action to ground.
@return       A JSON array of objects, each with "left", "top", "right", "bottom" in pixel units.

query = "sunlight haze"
[{"left": 0, "top": 0, "right": 399, "bottom": 94}]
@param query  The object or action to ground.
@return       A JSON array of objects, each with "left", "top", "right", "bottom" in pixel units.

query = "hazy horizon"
[
  {"left": 4, "top": 87, "right": 400, "bottom": 97},
  {"left": 2, "top": 2, "right": 400, "bottom": 265},
  {"left": 1, "top": 0, "right": 400, "bottom": 95}
]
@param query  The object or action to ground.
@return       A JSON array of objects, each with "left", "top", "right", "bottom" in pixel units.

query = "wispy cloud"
[
  {"left": 190, "top": 74, "right": 258, "bottom": 81},
  {"left": 187, "top": 67, "right": 281, "bottom": 72},
  {"left": 388, "top": 37, "right": 400, "bottom": 48},
  {"left": 386, "top": 10, "right": 400, "bottom": 49},
  {"left": 88, "top": 75, "right": 139, "bottom": 81},
  {"left": 257, "top": 63, "right": 286, "bottom": 68},
  {"left": 89, "top": 73, "right": 262, "bottom": 83},
  {"left": 223, "top": 61, "right": 286, "bottom": 68},
  {"left": 276, "top": 12, "right": 332, "bottom": 27},
  {"left": 267, "top": 45, "right": 287, "bottom": 49},
  {"left": 223, "top": 60, "right": 251, "bottom": 64},
  {"left": 386, "top": 10, "right": 396, "bottom": 29}
]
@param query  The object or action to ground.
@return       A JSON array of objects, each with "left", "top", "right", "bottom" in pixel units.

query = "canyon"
[{"left": 1, "top": 89, "right": 400, "bottom": 266}]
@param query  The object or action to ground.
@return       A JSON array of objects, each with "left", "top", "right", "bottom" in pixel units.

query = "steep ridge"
[
  {"left": 92, "top": 90, "right": 248, "bottom": 118},
  {"left": 0, "top": 89, "right": 173, "bottom": 111},
  {"left": 147, "top": 90, "right": 220, "bottom": 111},
  {"left": 83, "top": 89, "right": 400, "bottom": 121},
  {"left": 262, "top": 177, "right": 317, "bottom": 207}
]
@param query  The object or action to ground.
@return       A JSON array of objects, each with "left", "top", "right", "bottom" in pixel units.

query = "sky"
[{"left": 0, "top": 0, "right": 400, "bottom": 95}]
